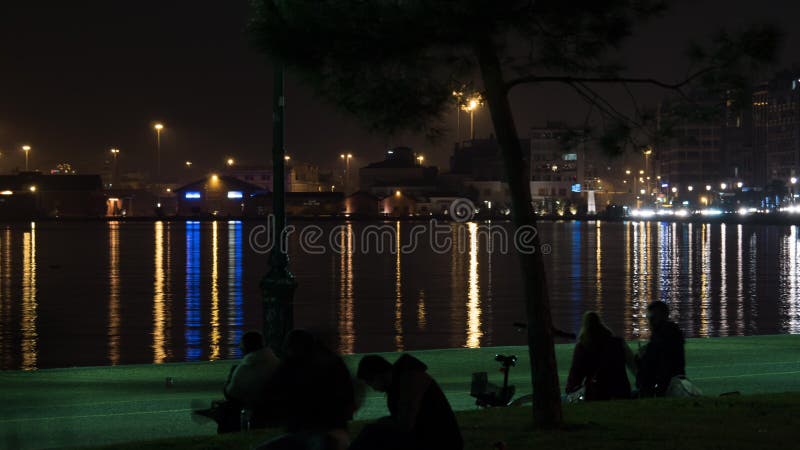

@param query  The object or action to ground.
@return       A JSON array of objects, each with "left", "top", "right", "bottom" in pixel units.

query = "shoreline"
[{"left": 2, "top": 213, "right": 800, "bottom": 226}]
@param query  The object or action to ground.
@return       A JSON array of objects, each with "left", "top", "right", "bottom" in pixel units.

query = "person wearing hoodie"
[{"left": 352, "top": 354, "right": 463, "bottom": 450}]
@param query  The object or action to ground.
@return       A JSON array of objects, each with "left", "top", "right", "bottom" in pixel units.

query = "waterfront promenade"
[{"left": 1, "top": 334, "right": 799, "bottom": 449}]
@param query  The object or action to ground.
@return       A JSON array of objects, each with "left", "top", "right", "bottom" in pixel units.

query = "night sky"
[{"left": 1, "top": 0, "right": 798, "bottom": 177}]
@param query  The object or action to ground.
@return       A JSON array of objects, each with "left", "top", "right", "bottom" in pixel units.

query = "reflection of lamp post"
[{"left": 22, "top": 145, "right": 31, "bottom": 171}]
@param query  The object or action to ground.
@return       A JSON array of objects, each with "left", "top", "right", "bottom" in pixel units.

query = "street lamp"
[
  {"left": 460, "top": 93, "right": 482, "bottom": 140},
  {"left": 737, "top": 181, "right": 744, "bottom": 189},
  {"left": 705, "top": 185, "right": 712, "bottom": 191},
  {"left": 185, "top": 161, "right": 192, "bottom": 168},
  {"left": 227, "top": 158, "right": 235, "bottom": 167},
  {"left": 340, "top": 153, "right": 353, "bottom": 194},
  {"left": 22, "top": 145, "right": 31, "bottom": 171},
  {"left": 688, "top": 185, "right": 693, "bottom": 192},
  {"left": 153, "top": 123, "right": 164, "bottom": 181},
  {"left": 110, "top": 148, "right": 120, "bottom": 187},
  {"left": 720, "top": 183, "right": 727, "bottom": 190}
]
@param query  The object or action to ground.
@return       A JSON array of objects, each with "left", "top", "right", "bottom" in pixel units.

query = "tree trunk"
[{"left": 474, "top": 37, "right": 563, "bottom": 427}]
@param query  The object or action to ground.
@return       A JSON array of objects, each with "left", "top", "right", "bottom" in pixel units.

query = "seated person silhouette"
[{"left": 193, "top": 331, "right": 280, "bottom": 433}]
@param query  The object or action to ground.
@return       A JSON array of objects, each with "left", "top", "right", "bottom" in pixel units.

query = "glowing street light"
[
  {"left": 284, "top": 155, "right": 291, "bottom": 161},
  {"left": 185, "top": 161, "right": 193, "bottom": 168},
  {"left": 792, "top": 177, "right": 798, "bottom": 185},
  {"left": 460, "top": 93, "right": 483, "bottom": 140},
  {"left": 671, "top": 187, "right": 678, "bottom": 193},
  {"left": 110, "top": 148, "right": 120, "bottom": 187},
  {"left": 153, "top": 123, "right": 164, "bottom": 181},
  {"left": 227, "top": 158, "right": 235, "bottom": 167},
  {"left": 737, "top": 181, "right": 744, "bottom": 188},
  {"left": 688, "top": 185, "right": 694, "bottom": 192},
  {"left": 720, "top": 183, "right": 727, "bottom": 190},
  {"left": 22, "top": 145, "right": 31, "bottom": 171},
  {"left": 340, "top": 153, "right": 353, "bottom": 194},
  {"left": 417, "top": 155, "right": 424, "bottom": 165},
  {"left": 706, "top": 185, "right": 712, "bottom": 191}
]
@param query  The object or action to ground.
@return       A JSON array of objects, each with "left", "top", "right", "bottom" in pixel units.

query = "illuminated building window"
[
  {"left": 227, "top": 191, "right": 243, "bottom": 199},
  {"left": 185, "top": 192, "right": 201, "bottom": 199}
]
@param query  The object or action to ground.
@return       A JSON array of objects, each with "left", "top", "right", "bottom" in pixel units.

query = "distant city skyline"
[{"left": 1, "top": 0, "right": 799, "bottom": 178}]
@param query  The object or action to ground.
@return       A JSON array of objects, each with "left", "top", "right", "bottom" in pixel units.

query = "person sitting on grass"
[
  {"left": 350, "top": 354, "right": 463, "bottom": 450},
  {"left": 256, "top": 329, "right": 356, "bottom": 450},
  {"left": 636, "top": 301, "right": 686, "bottom": 397},
  {"left": 193, "top": 330, "right": 280, "bottom": 433},
  {"left": 566, "top": 311, "right": 635, "bottom": 401}
]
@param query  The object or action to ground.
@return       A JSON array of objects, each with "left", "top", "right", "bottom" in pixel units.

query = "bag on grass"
[{"left": 666, "top": 375, "right": 703, "bottom": 397}]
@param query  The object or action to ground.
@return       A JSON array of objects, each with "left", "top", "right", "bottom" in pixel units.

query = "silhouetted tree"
[{"left": 249, "top": 0, "right": 780, "bottom": 426}]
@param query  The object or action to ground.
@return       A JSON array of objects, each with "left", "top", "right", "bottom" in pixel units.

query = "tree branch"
[{"left": 506, "top": 66, "right": 717, "bottom": 92}]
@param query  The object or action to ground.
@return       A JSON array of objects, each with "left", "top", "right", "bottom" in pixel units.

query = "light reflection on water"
[
  {"left": 0, "top": 220, "right": 799, "bottom": 369},
  {"left": 21, "top": 223, "right": 37, "bottom": 371},
  {"left": 108, "top": 221, "right": 120, "bottom": 365}
]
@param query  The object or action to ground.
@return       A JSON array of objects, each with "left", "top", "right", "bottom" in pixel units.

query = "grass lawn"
[
  {"left": 1, "top": 334, "right": 799, "bottom": 449},
  {"left": 81, "top": 393, "right": 800, "bottom": 450}
]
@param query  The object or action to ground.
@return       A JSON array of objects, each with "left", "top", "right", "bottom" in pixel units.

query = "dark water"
[{"left": 0, "top": 219, "right": 798, "bottom": 370}]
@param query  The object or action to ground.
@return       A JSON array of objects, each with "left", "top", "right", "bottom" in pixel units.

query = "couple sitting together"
[{"left": 566, "top": 301, "right": 694, "bottom": 401}]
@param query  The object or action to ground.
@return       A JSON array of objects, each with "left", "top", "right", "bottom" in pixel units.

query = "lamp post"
[
  {"left": 261, "top": 65, "right": 297, "bottom": 356},
  {"left": 227, "top": 158, "right": 235, "bottom": 168},
  {"left": 340, "top": 153, "right": 352, "bottom": 194},
  {"left": 463, "top": 98, "right": 479, "bottom": 140},
  {"left": 110, "top": 148, "right": 120, "bottom": 187},
  {"left": 643, "top": 147, "right": 652, "bottom": 199},
  {"left": 792, "top": 177, "right": 797, "bottom": 204},
  {"left": 153, "top": 123, "right": 164, "bottom": 181},
  {"left": 22, "top": 145, "right": 31, "bottom": 171}
]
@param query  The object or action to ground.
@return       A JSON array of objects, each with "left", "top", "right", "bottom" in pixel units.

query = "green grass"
[
  {"left": 80, "top": 393, "right": 800, "bottom": 450},
  {"left": 1, "top": 335, "right": 799, "bottom": 449}
]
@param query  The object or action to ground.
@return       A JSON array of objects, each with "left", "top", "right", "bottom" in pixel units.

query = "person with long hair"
[{"left": 566, "top": 311, "right": 635, "bottom": 401}]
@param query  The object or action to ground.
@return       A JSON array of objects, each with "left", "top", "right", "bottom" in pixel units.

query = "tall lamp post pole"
[
  {"left": 261, "top": 65, "right": 297, "bottom": 355},
  {"left": 110, "top": 148, "right": 120, "bottom": 187},
  {"left": 340, "top": 153, "right": 352, "bottom": 194},
  {"left": 154, "top": 124, "right": 163, "bottom": 182},
  {"left": 22, "top": 146, "right": 31, "bottom": 171}
]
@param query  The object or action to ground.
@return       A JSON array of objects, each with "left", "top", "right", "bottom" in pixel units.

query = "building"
[
  {"left": 225, "top": 162, "right": 332, "bottom": 193},
  {"left": 246, "top": 192, "right": 344, "bottom": 217},
  {"left": 529, "top": 125, "right": 588, "bottom": 212},
  {"left": 359, "top": 147, "right": 437, "bottom": 197},
  {"left": 174, "top": 175, "right": 265, "bottom": 217},
  {"left": 448, "top": 137, "right": 529, "bottom": 208},
  {"left": 753, "top": 70, "right": 800, "bottom": 185},
  {"left": 657, "top": 121, "right": 722, "bottom": 188},
  {"left": 345, "top": 191, "right": 381, "bottom": 217},
  {"left": 0, "top": 172, "right": 105, "bottom": 218}
]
